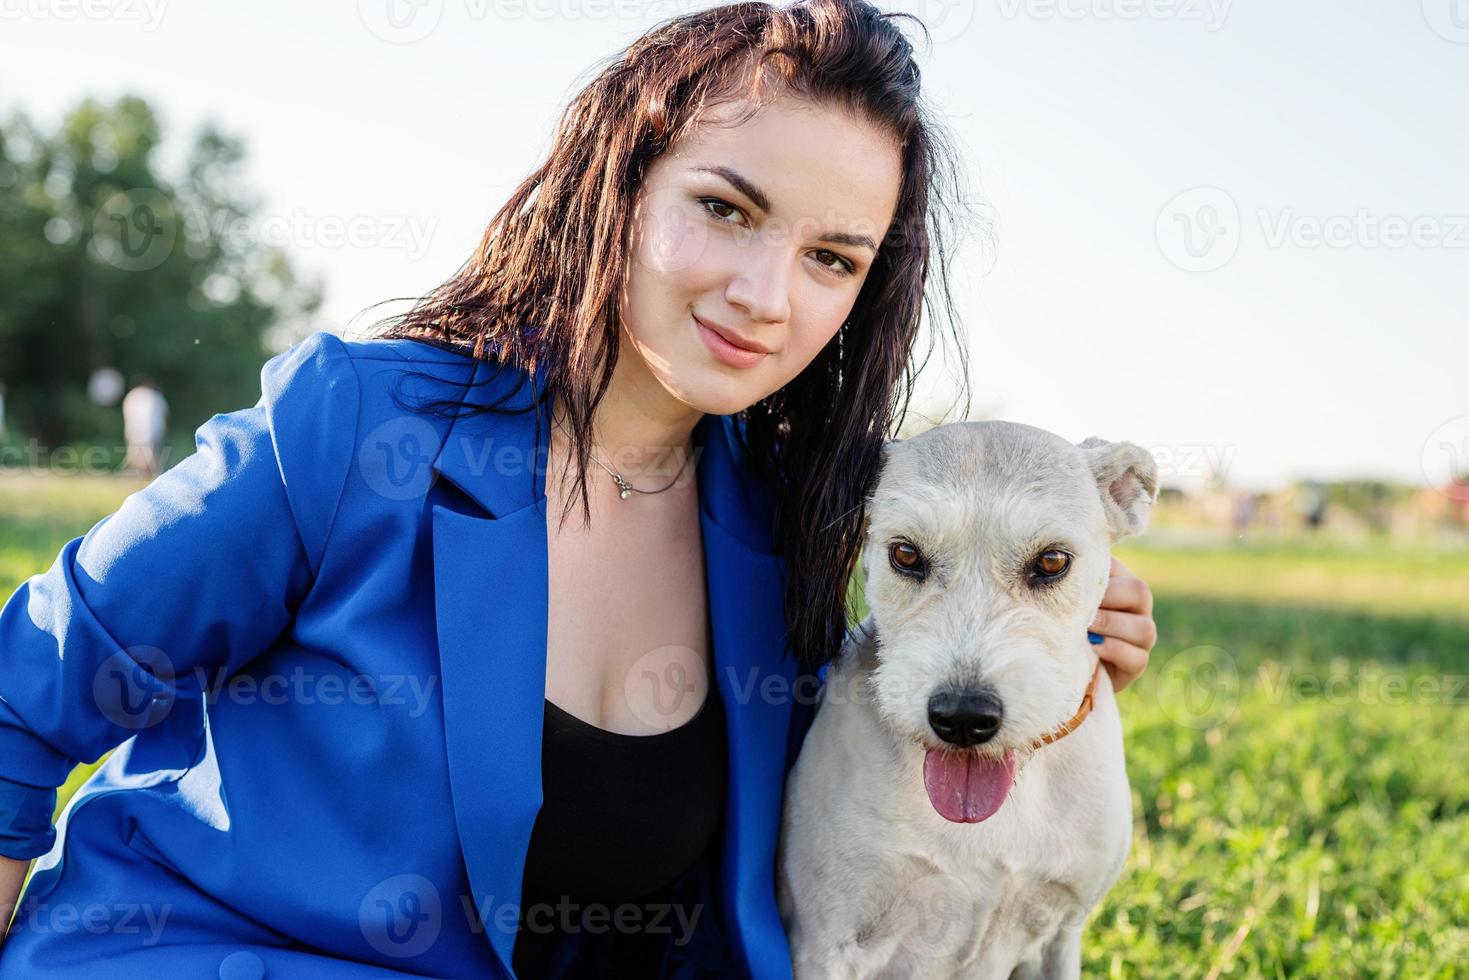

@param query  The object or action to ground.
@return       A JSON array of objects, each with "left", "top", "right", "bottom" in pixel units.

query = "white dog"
[{"left": 778, "top": 421, "right": 1159, "bottom": 979}]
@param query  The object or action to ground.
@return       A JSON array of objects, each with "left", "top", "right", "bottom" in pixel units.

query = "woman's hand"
[
  {"left": 1087, "top": 556, "right": 1157, "bottom": 693},
  {"left": 1, "top": 854, "right": 29, "bottom": 948}
]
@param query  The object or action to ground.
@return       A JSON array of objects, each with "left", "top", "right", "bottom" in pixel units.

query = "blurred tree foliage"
[{"left": 0, "top": 94, "right": 321, "bottom": 461}]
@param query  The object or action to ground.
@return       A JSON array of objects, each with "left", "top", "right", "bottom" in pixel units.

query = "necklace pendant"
[{"left": 619, "top": 487, "right": 632, "bottom": 500}]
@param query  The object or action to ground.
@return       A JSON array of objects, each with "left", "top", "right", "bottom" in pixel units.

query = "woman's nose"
[{"left": 724, "top": 244, "right": 792, "bottom": 325}]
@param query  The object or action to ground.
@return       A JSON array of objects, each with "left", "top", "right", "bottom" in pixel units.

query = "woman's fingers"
[
  {"left": 1101, "top": 556, "right": 1153, "bottom": 616},
  {"left": 1088, "top": 556, "right": 1158, "bottom": 694},
  {"left": 1089, "top": 608, "right": 1158, "bottom": 652},
  {"left": 1092, "top": 636, "right": 1150, "bottom": 693}
]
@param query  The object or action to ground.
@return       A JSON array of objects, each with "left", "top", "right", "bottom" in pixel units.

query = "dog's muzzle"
[{"left": 927, "top": 688, "right": 1003, "bottom": 747}]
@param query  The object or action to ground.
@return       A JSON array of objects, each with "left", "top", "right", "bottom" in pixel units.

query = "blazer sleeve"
[{"left": 0, "top": 331, "right": 360, "bottom": 860}]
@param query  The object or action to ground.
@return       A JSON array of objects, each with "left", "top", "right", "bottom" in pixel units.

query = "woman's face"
[{"left": 618, "top": 95, "right": 904, "bottom": 417}]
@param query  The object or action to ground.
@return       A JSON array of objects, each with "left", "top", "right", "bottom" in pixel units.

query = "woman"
[{"left": 0, "top": 1, "right": 1157, "bottom": 976}]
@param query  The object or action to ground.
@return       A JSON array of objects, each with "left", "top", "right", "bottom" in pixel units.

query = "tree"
[{"left": 0, "top": 94, "right": 321, "bottom": 464}]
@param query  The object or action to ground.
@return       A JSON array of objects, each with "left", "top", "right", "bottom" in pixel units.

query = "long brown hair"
[{"left": 367, "top": 0, "right": 973, "bottom": 671}]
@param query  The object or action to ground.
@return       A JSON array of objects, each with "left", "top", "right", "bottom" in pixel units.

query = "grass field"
[{"left": 2, "top": 473, "right": 1466, "bottom": 976}]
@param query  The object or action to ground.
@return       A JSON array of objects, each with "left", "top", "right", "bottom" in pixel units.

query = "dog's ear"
[
  {"left": 1079, "top": 437, "right": 1159, "bottom": 542},
  {"left": 876, "top": 437, "right": 900, "bottom": 475}
]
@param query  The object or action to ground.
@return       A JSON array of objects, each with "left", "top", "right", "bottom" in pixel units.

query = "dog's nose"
[{"left": 927, "top": 689, "right": 1004, "bottom": 747}]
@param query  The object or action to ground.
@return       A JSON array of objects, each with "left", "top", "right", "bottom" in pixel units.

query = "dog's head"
[{"left": 857, "top": 421, "right": 1157, "bottom": 822}]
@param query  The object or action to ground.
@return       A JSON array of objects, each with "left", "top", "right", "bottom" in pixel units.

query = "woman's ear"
[{"left": 1079, "top": 436, "right": 1159, "bottom": 543}]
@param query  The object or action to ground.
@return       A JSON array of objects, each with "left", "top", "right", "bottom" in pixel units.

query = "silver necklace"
[{"left": 552, "top": 417, "right": 692, "bottom": 500}]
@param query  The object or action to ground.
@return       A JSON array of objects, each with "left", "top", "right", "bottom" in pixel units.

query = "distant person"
[
  {"left": 1296, "top": 483, "right": 1327, "bottom": 532},
  {"left": 1233, "top": 491, "right": 1257, "bottom": 537},
  {"left": 121, "top": 376, "right": 168, "bottom": 477}
]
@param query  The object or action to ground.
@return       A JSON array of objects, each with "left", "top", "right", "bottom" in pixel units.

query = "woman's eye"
[
  {"left": 700, "top": 198, "right": 745, "bottom": 224},
  {"left": 1031, "top": 549, "right": 1072, "bottom": 580},
  {"left": 813, "top": 249, "right": 855, "bottom": 276},
  {"left": 889, "top": 541, "right": 925, "bottom": 577}
]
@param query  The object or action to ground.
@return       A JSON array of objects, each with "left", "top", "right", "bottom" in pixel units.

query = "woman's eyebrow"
[{"left": 692, "top": 163, "right": 879, "bottom": 253}]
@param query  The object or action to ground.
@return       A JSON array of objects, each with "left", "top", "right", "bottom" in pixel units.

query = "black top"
[{"left": 513, "top": 637, "right": 727, "bottom": 978}]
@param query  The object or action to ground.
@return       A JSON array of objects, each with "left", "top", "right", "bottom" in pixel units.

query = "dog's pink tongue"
[{"left": 923, "top": 748, "right": 1016, "bottom": 823}]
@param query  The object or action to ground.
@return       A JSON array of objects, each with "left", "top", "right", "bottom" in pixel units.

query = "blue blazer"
[{"left": 0, "top": 332, "right": 822, "bottom": 979}]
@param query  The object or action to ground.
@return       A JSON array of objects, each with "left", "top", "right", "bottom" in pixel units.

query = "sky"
[{"left": 3, "top": 0, "right": 1465, "bottom": 492}]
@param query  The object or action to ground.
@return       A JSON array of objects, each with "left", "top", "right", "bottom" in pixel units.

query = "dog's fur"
[{"left": 777, "top": 421, "right": 1159, "bottom": 979}]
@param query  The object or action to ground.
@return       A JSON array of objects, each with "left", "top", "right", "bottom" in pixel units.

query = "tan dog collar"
[{"left": 1029, "top": 656, "right": 1103, "bottom": 749}]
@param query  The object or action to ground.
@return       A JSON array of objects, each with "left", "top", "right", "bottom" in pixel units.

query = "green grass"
[
  {"left": 0, "top": 474, "right": 149, "bottom": 817},
  {"left": 3, "top": 474, "right": 1467, "bottom": 974}
]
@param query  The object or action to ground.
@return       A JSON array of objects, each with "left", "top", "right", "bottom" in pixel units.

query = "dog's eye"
[
  {"left": 1032, "top": 549, "right": 1071, "bottom": 580},
  {"left": 888, "top": 541, "right": 925, "bottom": 577}
]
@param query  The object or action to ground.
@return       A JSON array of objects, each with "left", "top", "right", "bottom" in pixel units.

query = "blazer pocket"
[{"left": 125, "top": 823, "right": 185, "bottom": 879}]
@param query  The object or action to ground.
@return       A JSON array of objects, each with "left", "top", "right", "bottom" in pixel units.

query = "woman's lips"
[{"left": 695, "top": 315, "right": 769, "bottom": 369}]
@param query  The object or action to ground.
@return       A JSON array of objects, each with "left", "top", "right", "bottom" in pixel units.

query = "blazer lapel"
[{"left": 428, "top": 356, "right": 798, "bottom": 978}]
